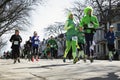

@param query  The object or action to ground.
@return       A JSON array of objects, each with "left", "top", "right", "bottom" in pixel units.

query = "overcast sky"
[{"left": 1, "top": 0, "right": 84, "bottom": 54}]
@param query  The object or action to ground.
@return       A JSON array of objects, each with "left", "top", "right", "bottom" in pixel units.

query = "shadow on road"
[
  {"left": 14, "top": 64, "right": 71, "bottom": 69},
  {"left": 85, "top": 72, "right": 120, "bottom": 80}
]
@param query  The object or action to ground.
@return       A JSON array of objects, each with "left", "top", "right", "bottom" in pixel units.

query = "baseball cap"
[{"left": 110, "top": 25, "right": 114, "bottom": 28}]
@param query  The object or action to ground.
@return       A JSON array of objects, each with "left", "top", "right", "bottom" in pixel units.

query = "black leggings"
[
  {"left": 85, "top": 33, "right": 94, "bottom": 56},
  {"left": 77, "top": 43, "right": 85, "bottom": 51},
  {"left": 107, "top": 44, "right": 115, "bottom": 52},
  {"left": 12, "top": 48, "right": 20, "bottom": 59},
  {"left": 32, "top": 46, "right": 39, "bottom": 56}
]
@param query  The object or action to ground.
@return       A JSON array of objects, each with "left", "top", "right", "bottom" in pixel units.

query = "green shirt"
[
  {"left": 77, "top": 30, "right": 85, "bottom": 44},
  {"left": 79, "top": 15, "right": 99, "bottom": 33},
  {"left": 48, "top": 39, "right": 58, "bottom": 49}
]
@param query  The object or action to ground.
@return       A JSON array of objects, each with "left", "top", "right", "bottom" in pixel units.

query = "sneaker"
[
  {"left": 36, "top": 56, "right": 39, "bottom": 61},
  {"left": 36, "top": 58, "right": 39, "bottom": 61},
  {"left": 13, "top": 60, "right": 16, "bottom": 64},
  {"left": 83, "top": 55, "right": 87, "bottom": 63},
  {"left": 78, "top": 58, "right": 80, "bottom": 61},
  {"left": 63, "top": 58, "right": 66, "bottom": 63},
  {"left": 90, "top": 56, "right": 94, "bottom": 63},
  {"left": 73, "top": 57, "right": 78, "bottom": 64},
  {"left": 18, "top": 59, "right": 20, "bottom": 63},
  {"left": 32, "top": 57, "right": 34, "bottom": 62},
  {"left": 109, "top": 57, "right": 112, "bottom": 62},
  {"left": 84, "top": 58, "right": 86, "bottom": 63}
]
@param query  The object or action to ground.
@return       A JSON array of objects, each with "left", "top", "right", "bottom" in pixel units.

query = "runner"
[
  {"left": 31, "top": 31, "right": 40, "bottom": 62},
  {"left": 76, "top": 27, "right": 86, "bottom": 62},
  {"left": 105, "top": 25, "right": 116, "bottom": 61},
  {"left": 47, "top": 36, "right": 58, "bottom": 59},
  {"left": 10, "top": 30, "right": 22, "bottom": 64},
  {"left": 63, "top": 12, "right": 78, "bottom": 64},
  {"left": 24, "top": 40, "right": 32, "bottom": 61},
  {"left": 79, "top": 6, "right": 99, "bottom": 63}
]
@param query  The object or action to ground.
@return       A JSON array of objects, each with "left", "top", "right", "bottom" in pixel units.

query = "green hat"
[
  {"left": 84, "top": 6, "right": 93, "bottom": 15},
  {"left": 67, "top": 12, "right": 73, "bottom": 19}
]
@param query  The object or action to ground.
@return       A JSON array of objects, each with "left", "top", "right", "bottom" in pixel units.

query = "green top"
[
  {"left": 77, "top": 29, "right": 85, "bottom": 44},
  {"left": 79, "top": 6, "right": 99, "bottom": 33},
  {"left": 64, "top": 13, "right": 77, "bottom": 41},
  {"left": 47, "top": 39, "right": 58, "bottom": 49}
]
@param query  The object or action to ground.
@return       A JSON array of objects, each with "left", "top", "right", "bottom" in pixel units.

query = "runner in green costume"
[
  {"left": 79, "top": 6, "right": 99, "bottom": 63},
  {"left": 63, "top": 12, "right": 78, "bottom": 64}
]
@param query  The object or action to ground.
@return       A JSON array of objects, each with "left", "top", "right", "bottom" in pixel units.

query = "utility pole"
[{"left": 109, "top": 0, "right": 112, "bottom": 26}]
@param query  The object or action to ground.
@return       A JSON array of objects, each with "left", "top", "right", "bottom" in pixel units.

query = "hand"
[
  {"left": 20, "top": 40, "right": 22, "bottom": 43},
  {"left": 79, "top": 27, "right": 83, "bottom": 31},
  {"left": 82, "top": 34, "right": 85, "bottom": 36},
  {"left": 91, "top": 28, "right": 96, "bottom": 33}
]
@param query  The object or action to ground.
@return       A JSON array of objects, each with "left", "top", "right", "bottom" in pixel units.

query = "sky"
[{"left": 1, "top": 0, "right": 84, "bottom": 55}]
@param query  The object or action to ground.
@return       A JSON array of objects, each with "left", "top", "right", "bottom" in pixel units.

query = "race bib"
[
  {"left": 14, "top": 41, "right": 19, "bottom": 45},
  {"left": 51, "top": 45, "right": 54, "bottom": 47},
  {"left": 35, "top": 41, "right": 39, "bottom": 45},
  {"left": 88, "top": 23, "right": 94, "bottom": 28},
  {"left": 72, "top": 36, "right": 78, "bottom": 41}
]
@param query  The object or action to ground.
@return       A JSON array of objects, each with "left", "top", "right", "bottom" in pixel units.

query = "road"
[{"left": 0, "top": 59, "right": 120, "bottom": 80}]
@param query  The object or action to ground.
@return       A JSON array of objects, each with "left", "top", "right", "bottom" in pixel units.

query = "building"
[{"left": 94, "top": 4, "right": 120, "bottom": 60}]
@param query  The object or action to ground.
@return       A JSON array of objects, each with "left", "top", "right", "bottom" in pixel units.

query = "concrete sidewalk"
[{"left": 0, "top": 59, "right": 120, "bottom": 80}]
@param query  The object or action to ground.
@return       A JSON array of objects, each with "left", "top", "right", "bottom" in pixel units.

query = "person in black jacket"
[
  {"left": 105, "top": 25, "right": 116, "bottom": 61},
  {"left": 10, "top": 30, "right": 22, "bottom": 64}
]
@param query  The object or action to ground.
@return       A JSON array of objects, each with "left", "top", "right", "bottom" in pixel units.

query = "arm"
[
  {"left": 10, "top": 35, "right": 14, "bottom": 42},
  {"left": 19, "top": 35, "right": 22, "bottom": 43},
  {"left": 31, "top": 37, "right": 34, "bottom": 43},
  {"left": 79, "top": 18, "right": 84, "bottom": 28},
  {"left": 105, "top": 32, "right": 109, "bottom": 40},
  {"left": 93, "top": 16, "right": 99, "bottom": 29},
  {"left": 79, "top": 18, "right": 86, "bottom": 31},
  {"left": 64, "top": 20, "right": 72, "bottom": 30},
  {"left": 64, "top": 21, "right": 69, "bottom": 30}
]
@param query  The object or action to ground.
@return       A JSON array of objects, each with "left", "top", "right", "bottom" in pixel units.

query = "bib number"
[
  {"left": 72, "top": 36, "right": 77, "bottom": 41},
  {"left": 35, "top": 41, "right": 39, "bottom": 45},
  {"left": 14, "top": 41, "right": 19, "bottom": 45},
  {"left": 51, "top": 45, "right": 54, "bottom": 47},
  {"left": 88, "top": 23, "right": 94, "bottom": 28}
]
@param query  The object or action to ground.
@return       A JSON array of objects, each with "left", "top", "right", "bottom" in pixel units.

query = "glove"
[
  {"left": 91, "top": 28, "right": 96, "bottom": 33},
  {"left": 83, "top": 24, "right": 88, "bottom": 29}
]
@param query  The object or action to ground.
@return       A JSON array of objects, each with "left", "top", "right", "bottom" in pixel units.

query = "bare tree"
[
  {"left": 66, "top": 0, "right": 120, "bottom": 27},
  {"left": 0, "top": 38, "right": 7, "bottom": 50},
  {"left": 0, "top": 0, "right": 44, "bottom": 49},
  {"left": 0, "top": 0, "right": 43, "bottom": 37},
  {"left": 44, "top": 22, "right": 64, "bottom": 37},
  {"left": 89, "top": 0, "right": 120, "bottom": 26},
  {"left": 65, "top": 1, "right": 88, "bottom": 24}
]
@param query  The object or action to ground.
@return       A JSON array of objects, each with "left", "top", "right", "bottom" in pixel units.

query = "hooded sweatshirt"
[
  {"left": 79, "top": 6, "right": 99, "bottom": 33},
  {"left": 64, "top": 12, "right": 77, "bottom": 41}
]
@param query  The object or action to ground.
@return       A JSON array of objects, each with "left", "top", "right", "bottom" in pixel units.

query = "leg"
[
  {"left": 63, "top": 41, "right": 71, "bottom": 62},
  {"left": 108, "top": 44, "right": 114, "bottom": 61},
  {"left": 35, "top": 47, "right": 39, "bottom": 61},
  {"left": 72, "top": 40, "right": 78, "bottom": 64},
  {"left": 71, "top": 40, "right": 77, "bottom": 59},
  {"left": 32, "top": 47, "right": 35, "bottom": 62},
  {"left": 17, "top": 48, "right": 20, "bottom": 63},
  {"left": 12, "top": 49, "right": 17, "bottom": 64},
  {"left": 50, "top": 48, "right": 54, "bottom": 59},
  {"left": 63, "top": 41, "right": 71, "bottom": 58},
  {"left": 86, "top": 40, "right": 90, "bottom": 57}
]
